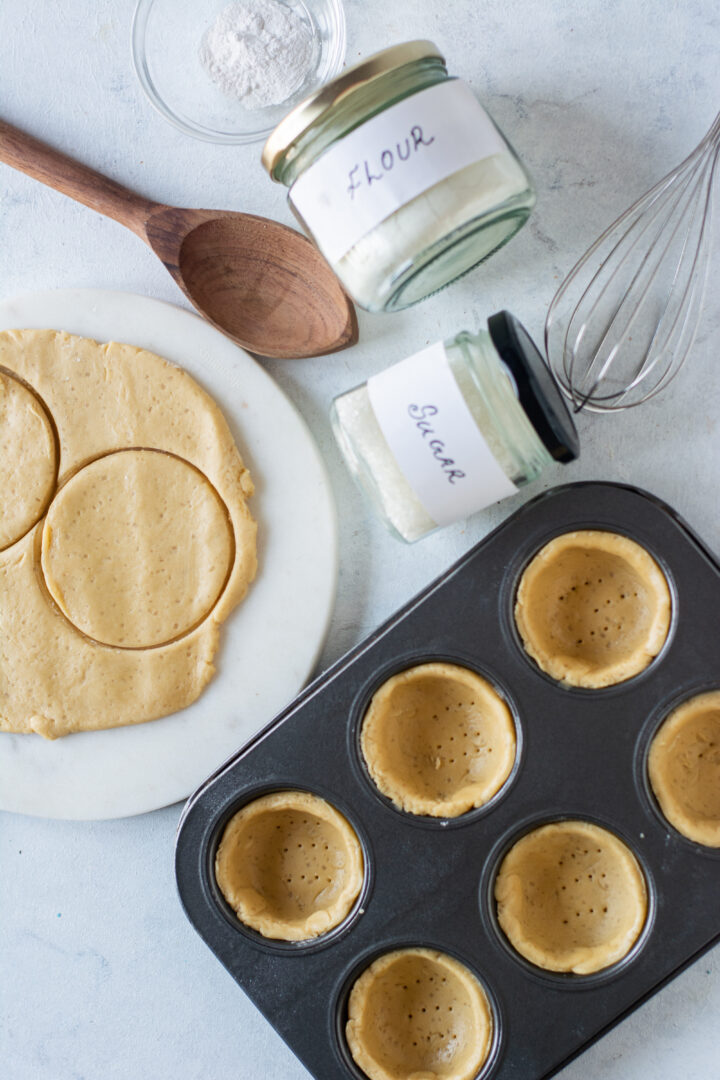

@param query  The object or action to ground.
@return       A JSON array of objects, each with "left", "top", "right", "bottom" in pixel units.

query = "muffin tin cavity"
[
  {"left": 494, "top": 820, "right": 647, "bottom": 975},
  {"left": 41, "top": 448, "right": 234, "bottom": 649},
  {"left": 515, "top": 530, "right": 671, "bottom": 688},
  {"left": 360, "top": 663, "right": 516, "bottom": 818},
  {"left": 345, "top": 948, "right": 493, "bottom": 1080},
  {"left": 0, "top": 370, "right": 57, "bottom": 550},
  {"left": 214, "top": 790, "right": 365, "bottom": 941},
  {"left": 648, "top": 690, "right": 720, "bottom": 848}
]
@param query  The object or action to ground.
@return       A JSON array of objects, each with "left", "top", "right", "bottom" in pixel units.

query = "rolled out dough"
[{"left": 0, "top": 329, "right": 256, "bottom": 738}]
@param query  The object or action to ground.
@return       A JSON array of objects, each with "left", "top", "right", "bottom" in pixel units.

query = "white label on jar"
[
  {"left": 289, "top": 79, "right": 507, "bottom": 264},
  {"left": 367, "top": 342, "right": 518, "bottom": 527}
]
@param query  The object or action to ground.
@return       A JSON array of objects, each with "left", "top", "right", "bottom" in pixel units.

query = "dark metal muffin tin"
[{"left": 176, "top": 482, "right": 720, "bottom": 1080}]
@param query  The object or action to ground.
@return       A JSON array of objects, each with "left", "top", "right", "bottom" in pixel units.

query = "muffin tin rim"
[
  {"left": 200, "top": 780, "right": 375, "bottom": 956},
  {"left": 348, "top": 651, "right": 524, "bottom": 830},
  {"left": 329, "top": 937, "right": 505, "bottom": 1080},
  {"left": 478, "top": 810, "right": 657, "bottom": 990}
]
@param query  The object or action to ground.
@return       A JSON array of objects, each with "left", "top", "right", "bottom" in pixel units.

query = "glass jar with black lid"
[{"left": 331, "top": 312, "right": 579, "bottom": 542}]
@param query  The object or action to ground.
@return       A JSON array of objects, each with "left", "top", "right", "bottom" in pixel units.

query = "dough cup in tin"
[
  {"left": 515, "top": 530, "right": 671, "bottom": 688},
  {"left": 648, "top": 690, "right": 720, "bottom": 847},
  {"left": 494, "top": 820, "right": 648, "bottom": 975},
  {"left": 346, "top": 947, "right": 493, "bottom": 1080},
  {"left": 361, "top": 663, "right": 516, "bottom": 818},
  {"left": 215, "top": 790, "right": 364, "bottom": 941}
]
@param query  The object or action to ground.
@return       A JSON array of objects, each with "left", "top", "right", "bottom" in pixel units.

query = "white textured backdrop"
[{"left": 1, "top": 1, "right": 719, "bottom": 1077}]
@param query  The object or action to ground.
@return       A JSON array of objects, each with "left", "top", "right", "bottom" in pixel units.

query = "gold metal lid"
[{"left": 261, "top": 40, "right": 444, "bottom": 179}]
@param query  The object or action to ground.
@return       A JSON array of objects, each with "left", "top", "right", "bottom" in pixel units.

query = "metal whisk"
[{"left": 545, "top": 110, "right": 720, "bottom": 412}]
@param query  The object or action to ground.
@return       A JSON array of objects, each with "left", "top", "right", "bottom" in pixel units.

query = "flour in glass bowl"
[{"left": 200, "top": 0, "right": 314, "bottom": 109}]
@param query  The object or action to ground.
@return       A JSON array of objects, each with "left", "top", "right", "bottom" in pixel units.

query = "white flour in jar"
[{"left": 199, "top": 0, "right": 314, "bottom": 109}]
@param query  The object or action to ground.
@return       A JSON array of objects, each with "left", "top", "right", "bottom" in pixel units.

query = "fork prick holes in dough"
[
  {"left": 515, "top": 530, "right": 671, "bottom": 689},
  {"left": 41, "top": 449, "right": 235, "bottom": 650},
  {"left": 346, "top": 949, "right": 493, "bottom": 1080},
  {"left": 215, "top": 791, "right": 364, "bottom": 941},
  {"left": 361, "top": 662, "right": 516, "bottom": 817},
  {"left": 494, "top": 820, "right": 647, "bottom": 975}
]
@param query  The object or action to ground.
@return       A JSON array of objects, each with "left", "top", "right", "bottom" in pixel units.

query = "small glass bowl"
[{"left": 132, "top": 0, "right": 346, "bottom": 145}]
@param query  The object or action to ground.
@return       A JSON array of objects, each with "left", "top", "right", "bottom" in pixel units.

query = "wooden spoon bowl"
[
  {"left": 0, "top": 120, "right": 357, "bottom": 359},
  {"left": 169, "top": 211, "right": 353, "bottom": 358}
]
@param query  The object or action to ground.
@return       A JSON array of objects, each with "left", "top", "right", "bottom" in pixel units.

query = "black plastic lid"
[{"left": 487, "top": 311, "right": 579, "bottom": 463}]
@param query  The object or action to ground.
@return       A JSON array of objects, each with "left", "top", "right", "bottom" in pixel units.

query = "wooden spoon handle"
[{"left": 0, "top": 119, "right": 157, "bottom": 238}]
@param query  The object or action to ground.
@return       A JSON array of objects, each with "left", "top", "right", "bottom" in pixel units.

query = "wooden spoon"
[{"left": 0, "top": 120, "right": 357, "bottom": 359}]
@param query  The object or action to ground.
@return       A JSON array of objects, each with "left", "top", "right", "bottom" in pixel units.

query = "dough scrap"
[
  {"left": 515, "top": 530, "right": 671, "bottom": 688},
  {"left": 215, "top": 790, "right": 364, "bottom": 940},
  {"left": 0, "top": 329, "right": 256, "bottom": 738},
  {"left": 648, "top": 690, "right": 720, "bottom": 847},
  {"left": 361, "top": 662, "right": 516, "bottom": 817},
  {"left": 495, "top": 820, "right": 647, "bottom": 974},
  {"left": 346, "top": 947, "right": 492, "bottom": 1080}
]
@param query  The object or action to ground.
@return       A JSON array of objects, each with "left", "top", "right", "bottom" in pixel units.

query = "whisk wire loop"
[{"left": 546, "top": 110, "right": 720, "bottom": 412}]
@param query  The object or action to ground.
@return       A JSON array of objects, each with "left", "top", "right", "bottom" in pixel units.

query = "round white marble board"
[{"left": 0, "top": 289, "right": 338, "bottom": 821}]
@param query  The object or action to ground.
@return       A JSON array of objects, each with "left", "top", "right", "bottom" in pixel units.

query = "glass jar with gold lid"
[{"left": 262, "top": 41, "right": 536, "bottom": 313}]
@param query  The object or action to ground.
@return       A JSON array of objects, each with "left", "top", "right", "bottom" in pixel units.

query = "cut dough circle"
[
  {"left": 494, "top": 820, "right": 647, "bottom": 975},
  {"left": 515, "top": 530, "right": 671, "bottom": 688},
  {"left": 361, "top": 663, "right": 516, "bottom": 817},
  {"left": 41, "top": 449, "right": 233, "bottom": 649},
  {"left": 0, "top": 370, "right": 56, "bottom": 549},
  {"left": 346, "top": 947, "right": 493, "bottom": 1080},
  {"left": 215, "top": 791, "right": 364, "bottom": 941},
  {"left": 648, "top": 690, "right": 720, "bottom": 847}
]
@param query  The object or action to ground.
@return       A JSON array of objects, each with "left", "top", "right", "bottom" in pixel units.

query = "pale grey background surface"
[{"left": 1, "top": 1, "right": 719, "bottom": 1077}]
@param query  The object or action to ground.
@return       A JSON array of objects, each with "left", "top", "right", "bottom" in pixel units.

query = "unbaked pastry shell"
[
  {"left": 495, "top": 820, "right": 647, "bottom": 975},
  {"left": 515, "top": 530, "right": 671, "bottom": 689},
  {"left": 361, "top": 663, "right": 516, "bottom": 818},
  {"left": 215, "top": 790, "right": 364, "bottom": 941},
  {"left": 346, "top": 947, "right": 492, "bottom": 1080},
  {"left": 648, "top": 690, "right": 720, "bottom": 847}
]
